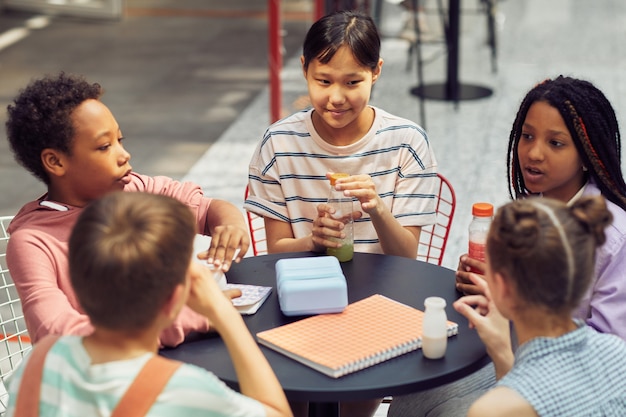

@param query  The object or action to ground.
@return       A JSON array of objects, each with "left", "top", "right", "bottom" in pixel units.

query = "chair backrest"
[
  {"left": 417, "top": 174, "right": 456, "bottom": 265},
  {"left": 0, "top": 216, "right": 32, "bottom": 402},
  {"left": 244, "top": 173, "right": 456, "bottom": 264},
  {"left": 243, "top": 189, "right": 268, "bottom": 256}
]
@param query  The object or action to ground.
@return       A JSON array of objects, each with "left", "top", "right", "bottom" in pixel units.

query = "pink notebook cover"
[{"left": 256, "top": 294, "right": 458, "bottom": 378}]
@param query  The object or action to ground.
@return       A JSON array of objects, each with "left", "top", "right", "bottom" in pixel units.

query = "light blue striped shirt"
[{"left": 6, "top": 336, "right": 265, "bottom": 417}]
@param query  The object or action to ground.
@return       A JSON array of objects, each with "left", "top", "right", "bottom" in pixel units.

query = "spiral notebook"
[{"left": 256, "top": 294, "right": 458, "bottom": 378}]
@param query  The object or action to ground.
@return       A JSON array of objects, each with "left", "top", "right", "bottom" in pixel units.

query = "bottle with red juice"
[{"left": 468, "top": 202, "right": 494, "bottom": 273}]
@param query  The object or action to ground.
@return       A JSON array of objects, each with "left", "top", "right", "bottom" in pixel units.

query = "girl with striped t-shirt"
[{"left": 245, "top": 10, "right": 438, "bottom": 261}]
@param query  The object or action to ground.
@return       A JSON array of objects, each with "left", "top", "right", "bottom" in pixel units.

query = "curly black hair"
[{"left": 6, "top": 72, "right": 102, "bottom": 185}]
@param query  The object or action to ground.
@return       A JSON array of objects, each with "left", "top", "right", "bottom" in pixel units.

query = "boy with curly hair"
[{"left": 5, "top": 72, "right": 250, "bottom": 347}]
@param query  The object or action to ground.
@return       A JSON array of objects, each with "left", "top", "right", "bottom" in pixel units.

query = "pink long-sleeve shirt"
[{"left": 7, "top": 173, "right": 212, "bottom": 347}]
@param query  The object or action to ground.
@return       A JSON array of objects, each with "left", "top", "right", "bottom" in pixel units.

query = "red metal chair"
[
  {"left": 416, "top": 173, "right": 456, "bottom": 265},
  {"left": 244, "top": 173, "right": 456, "bottom": 265},
  {"left": 243, "top": 189, "right": 268, "bottom": 257}
]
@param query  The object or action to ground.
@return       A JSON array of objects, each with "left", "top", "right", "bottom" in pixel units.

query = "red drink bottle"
[{"left": 468, "top": 202, "right": 494, "bottom": 273}]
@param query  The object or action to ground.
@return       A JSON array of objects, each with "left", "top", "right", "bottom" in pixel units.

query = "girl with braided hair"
[
  {"left": 456, "top": 196, "right": 626, "bottom": 416},
  {"left": 457, "top": 76, "right": 626, "bottom": 339},
  {"left": 390, "top": 76, "right": 626, "bottom": 417},
  {"left": 507, "top": 76, "right": 626, "bottom": 209}
]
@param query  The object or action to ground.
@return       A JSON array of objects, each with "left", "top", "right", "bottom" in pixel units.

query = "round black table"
[{"left": 161, "top": 252, "right": 489, "bottom": 416}]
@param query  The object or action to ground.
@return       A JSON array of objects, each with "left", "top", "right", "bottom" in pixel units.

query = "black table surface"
[{"left": 161, "top": 252, "right": 489, "bottom": 402}]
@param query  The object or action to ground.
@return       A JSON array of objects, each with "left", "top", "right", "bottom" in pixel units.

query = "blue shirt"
[{"left": 498, "top": 322, "right": 626, "bottom": 416}]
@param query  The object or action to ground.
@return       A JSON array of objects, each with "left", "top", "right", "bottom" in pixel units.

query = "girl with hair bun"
[
  {"left": 455, "top": 196, "right": 626, "bottom": 417},
  {"left": 391, "top": 76, "right": 626, "bottom": 417}
]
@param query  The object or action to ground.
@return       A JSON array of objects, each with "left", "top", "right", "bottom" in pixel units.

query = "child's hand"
[
  {"left": 185, "top": 262, "right": 241, "bottom": 331},
  {"left": 456, "top": 255, "right": 487, "bottom": 295},
  {"left": 311, "top": 202, "right": 361, "bottom": 250},
  {"left": 201, "top": 224, "right": 250, "bottom": 272},
  {"left": 330, "top": 172, "right": 382, "bottom": 216},
  {"left": 223, "top": 287, "right": 243, "bottom": 301},
  {"left": 453, "top": 273, "right": 513, "bottom": 377}
]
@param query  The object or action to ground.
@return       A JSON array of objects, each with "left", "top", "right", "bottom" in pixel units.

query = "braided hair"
[{"left": 507, "top": 76, "right": 626, "bottom": 211}]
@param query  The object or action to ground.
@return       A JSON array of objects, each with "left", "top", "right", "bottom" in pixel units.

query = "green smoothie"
[{"left": 327, "top": 242, "right": 354, "bottom": 262}]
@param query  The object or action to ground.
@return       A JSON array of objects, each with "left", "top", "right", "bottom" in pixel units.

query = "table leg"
[
  {"left": 309, "top": 401, "right": 340, "bottom": 417},
  {"left": 410, "top": 0, "right": 493, "bottom": 103}
]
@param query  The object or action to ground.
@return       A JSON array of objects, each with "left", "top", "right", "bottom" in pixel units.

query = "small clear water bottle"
[
  {"left": 422, "top": 296, "right": 448, "bottom": 359},
  {"left": 326, "top": 173, "right": 354, "bottom": 262},
  {"left": 468, "top": 202, "right": 494, "bottom": 272}
]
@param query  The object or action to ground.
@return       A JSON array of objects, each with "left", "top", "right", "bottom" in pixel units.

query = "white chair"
[{"left": 0, "top": 216, "right": 31, "bottom": 412}]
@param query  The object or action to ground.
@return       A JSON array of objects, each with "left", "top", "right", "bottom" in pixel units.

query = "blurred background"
[{"left": 1, "top": 0, "right": 625, "bottom": 270}]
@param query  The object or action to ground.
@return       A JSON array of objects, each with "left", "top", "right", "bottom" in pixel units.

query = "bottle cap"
[
  {"left": 472, "top": 202, "right": 494, "bottom": 217},
  {"left": 329, "top": 172, "right": 349, "bottom": 186},
  {"left": 424, "top": 296, "right": 446, "bottom": 308}
]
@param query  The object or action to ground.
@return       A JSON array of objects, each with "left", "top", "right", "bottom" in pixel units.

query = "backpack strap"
[
  {"left": 13, "top": 334, "right": 60, "bottom": 417},
  {"left": 110, "top": 355, "right": 182, "bottom": 417},
  {"left": 13, "top": 335, "right": 181, "bottom": 417}
]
